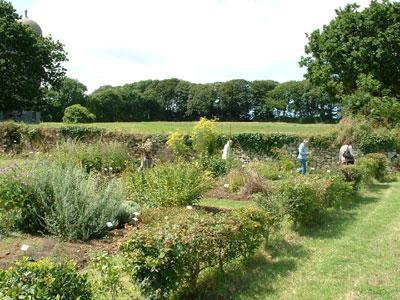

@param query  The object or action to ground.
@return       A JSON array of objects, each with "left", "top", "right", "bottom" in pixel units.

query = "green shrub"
[
  {"left": 4, "top": 162, "right": 133, "bottom": 239},
  {"left": 91, "top": 252, "right": 126, "bottom": 300},
  {"left": 63, "top": 104, "right": 96, "bottom": 123},
  {"left": 277, "top": 176, "right": 328, "bottom": 227},
  {"left": 340, "top": 164, "right": 364, "bottom": 190},
  {"left": 0, "top": 170, "right": 37, "bottom": 233},
  {"left": 324, "top": 174, "right": 353, "bottom": 207},
  {"left": 364, "top": 153, "right": 388, "bottom": 182},
  {"left": 59, "top": 125, "right": 104, "bottom": 140},
  {"left": 27, "top": 163, "right": 132, "bottom": 240},
  {"left": 353, "top": 125, "right": 395, "bottom": 154},
  {"left": 54, "top": 141, "right": 133, "bottom": 174},
  {"left": 0, "top": 121, "right": 23, "bottom": 153},
  {"left": 247, "top": 161, "right": 284, "bottom": 180},
  {"left": 0, "top": 258, "right": 92, "bottom": 299},
  {"left": 124, "top": 162, "right": 213, "bottom": 208},
  {"left": 121, "top": 208, "right": 268, "bottom": 299},
  {"left": 198, "top": 155, "right": 235, "bottom": 177},
  {"left": 234, "top": 133, "right": 301, "bottom": 155}
]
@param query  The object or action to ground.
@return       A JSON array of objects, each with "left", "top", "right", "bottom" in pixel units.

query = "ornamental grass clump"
[
  {"left": 27, "top": 163, "right": 131, "bottom": 240},
  {"left": 124, "top": 162, "right": 213, "bottom": 208},
  {"left": 121, "top": 208, "right": 269, "bottom": 300},
  {"left": 2, "top": 162, "right": 133, "bottom": 240}
]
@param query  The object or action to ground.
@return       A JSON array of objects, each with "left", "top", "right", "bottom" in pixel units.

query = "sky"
[{"left": 11, "top": 0, "right": 371, "bottom": 92}]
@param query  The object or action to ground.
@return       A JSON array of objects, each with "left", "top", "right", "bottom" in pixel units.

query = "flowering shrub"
[
  {"left": 121, "top": 208, "right": 269, "bottom": 299},
  {"left": 0, "top": 258, "right": 92, "bottom": 299},
  {"left": 191, "top": 117, "right": 218, "bottom": 156},
  {"left": 124, "top": 162, "right": 213, "bottom": 208},
  {"left": 166, "top": 129, "right": 190, "bottom": 157}
]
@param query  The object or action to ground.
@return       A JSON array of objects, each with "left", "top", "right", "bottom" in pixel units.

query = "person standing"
[
  {"left": 339, "top": 140, "right": 355, "bottom": 164},
  {"left": 222, "top": 139, "right": 233, "bottom": 160},
  {"left": 297, "top": 139, "right": 308, "bottom": 175}
]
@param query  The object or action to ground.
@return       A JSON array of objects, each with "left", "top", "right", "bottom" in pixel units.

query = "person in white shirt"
[
  {"left": 339, "top": 140, "right": 355, "bottom": 164},
  {"left": 297, "top": 139, "right": 308, "bottom": 174},
  {"left": 222, "top": 139, "right": 233, "bottom": 160}
]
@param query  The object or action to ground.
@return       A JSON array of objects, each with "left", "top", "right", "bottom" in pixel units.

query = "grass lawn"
[
  {"left": 195, "top": 180, "right": 400, "bottom": 299},
  {"left": 37, "top": 121, "right": 338, "bottom": 136}
]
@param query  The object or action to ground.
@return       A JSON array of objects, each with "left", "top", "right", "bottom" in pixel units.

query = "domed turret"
[{"left": 19, "top": 10, "right": 42, "bottom": 36}]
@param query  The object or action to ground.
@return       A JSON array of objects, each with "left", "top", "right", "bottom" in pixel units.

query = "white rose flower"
[{"left": 20, "top": 244, "right": 30, "bottom": 251}]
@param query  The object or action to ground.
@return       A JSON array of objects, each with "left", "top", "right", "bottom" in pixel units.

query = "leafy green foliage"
[
  {"left": 199, "top": 154, "right": 235, "bottom": 177},
  {"left": 358, "top": 153, "right": 389, "bottom": 182},
  {"left": 266, "top": 80, "right": 337, "bottom": 122},
  {"left": 121, "top": 208, "right": 269, "bottom": 299},
  {"left": 343, "top": 74, "right": 400, "bottom": 127},
  {"left": 124, "top": 162, "right": 213, "bottom": 208},
  {"left": 0, "top": 258, "right": 92, "bottom": 299},
  {"left": 340, "top": 164, "right": 364, "bottom": 191},
  {"left": 92, "top": 252, "right": 126, "bottom": 300},
  {"left": 54, "top": 141, "right": 133, "bottom": 174},
  {"left": 63, "top": 104, "right": 96, "bottom": 123},
  {"left": 0, "top": 0, "right": 67, "bottom": 111},
  {"left": 0, "top": 169, "right": 34, "bottom": 233},
  {"left": 234, "top": 133, "right": 301, "bottom": 155},
  {"left": 353, "top": 125, "right": 395, "bottom": 154},
  {"left": 42, "top": 77, "right": 88, "bottom": 121},
  {"left": 301, "top": 1, "right": 400, "bottom": 98}
]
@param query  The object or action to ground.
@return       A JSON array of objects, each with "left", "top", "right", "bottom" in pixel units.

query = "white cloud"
[{"left": 23, "top": 0, "right": 371, "bottom": 91}]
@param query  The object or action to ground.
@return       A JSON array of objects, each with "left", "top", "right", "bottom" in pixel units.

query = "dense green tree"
[
  {"left": 218, "top": 79, "right": 252, "bottom": 120},
  {"left": 0, "top": 0, "right": 67, "bottom": 112},
  {"left": 41, "top": 77, "right": 87, "bottom": 121},
  {"left": 250, "top": 80, "right": 279, "bottom": 120},
  {"left": 343, "top": 74, "right": 400, "bottom": 127},
  {"left": 87, "top": 87, "right": 125, "bottom": 122},
  {"left": 186, "top": 83, "right": 217, "bottom": 119},
  {"left": 300, "top": 0, "right": 400, "bottom": 98},
  {"left": 266, "top": 80, "right": 337, "bottom": 121}
]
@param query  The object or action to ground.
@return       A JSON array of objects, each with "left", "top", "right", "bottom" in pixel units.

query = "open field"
[{"left": 37, "top": 121, "right": 338, "bottom": 135}]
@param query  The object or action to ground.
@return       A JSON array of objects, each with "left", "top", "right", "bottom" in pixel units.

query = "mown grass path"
[
  {"left": 269, "top": 181, "right": 400, "bottom": 300},
  {"left": 198, "top": 181, "right": 400, "bottom": 299}
]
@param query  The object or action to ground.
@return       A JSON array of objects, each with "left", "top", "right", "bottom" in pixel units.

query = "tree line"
[
  {"left": 1, "top": 0, "right": 399, "bottom": 125},
  {"left": 42, "top": 78, "right": 338, "bottom": 122}
]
